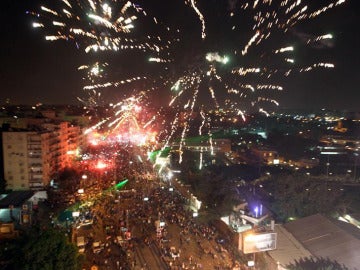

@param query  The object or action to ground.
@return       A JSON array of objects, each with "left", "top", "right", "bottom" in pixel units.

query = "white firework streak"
[
  {"left": 158, "top": 0, "right": 346, "bottom": 166},
  {"left": 186, "top": 0, "right": 206, "bottom": 39},
  {"left": 31, "top": 1, "right": 172, "bottom": 54}
]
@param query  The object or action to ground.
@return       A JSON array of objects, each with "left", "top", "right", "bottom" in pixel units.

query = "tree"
[
  {"left": 287, "top": 257, "right": 350, "bottom": 270},
  {"left": 265, "top": 174, "right": 346, "bottom": 222},
  {"left": 4, "top": 227, "right": 83, "bottom": 270},
  {"left": 57, "top": 167, "right": 81, "bottom": 193}
]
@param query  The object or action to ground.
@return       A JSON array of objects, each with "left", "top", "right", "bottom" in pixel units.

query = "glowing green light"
[
  {"left": 222, "top": 56, "right": 229, "bottom": 64},
  {"left": 114, "top": 179, "right": 128, "bottom": 190}
]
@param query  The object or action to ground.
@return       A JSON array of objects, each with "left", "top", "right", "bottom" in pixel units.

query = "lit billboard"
[{"left": 242, "top": 232, "right": 277, "bottom": 254}]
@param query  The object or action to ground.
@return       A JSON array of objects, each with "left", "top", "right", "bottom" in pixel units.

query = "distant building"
[
  {"left": 213, "top": 138, "right": 232, "bottom": 153},
  {"left": 0, "top": 105, "right": 91, "bottom": 129},
  {"left": 292, "top": 158, "right": 319, "bottom": 169},
  {"left": 251, "top": 147, "right": 279, "bottom": 165},
  {"left": 320, "top": 134, "right": 360, "bottom": 147},
  {"left": 2, "top": 122, "right": 83, "bottom": 190}
]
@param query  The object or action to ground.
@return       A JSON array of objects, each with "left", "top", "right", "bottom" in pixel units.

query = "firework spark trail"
[
  {"left": 199, "top": 110, "right": 206, "bottom": 136},
  {"left": 186, "top": 0, "right": 206, "bottom": 39},
  {"left": 307, "top": 33, "right": 333, "bottom": 44},
  {"left": 159, "top": 0, "right": 346, "bottom": 164},
  {"left": 77, "top": 89, "right": 102, "bottom": 107},
  {"left": 200, "top": 111, "right": 214, "bottom": 167},
  {"left": 242, "top": 31, "right": 260, "bottom": 56},
  {"left": 208, "top": 132, "right": 214, "bottom": 155},
  {"left": 31, "top": 0, "right": 180, "bottom": 113},
  {"left": 78, "top": 62, "right": 108, "bottom": 102},
  {"left": 259, "top": 108, "right": 270, "bottom": 116},
  {"left": 300, "top": 63, "right": 335, "bottom": 72},
  {"left": 163, "top": 114, "right": 179, "bottom": 148},
  {"left": 77, "top": 61, "right": 112, "bottom": 106},
  {"left": 31, "top": 0, "right": 180, "bottom": 102},
  {"left": 236, "top": 0, "right": 346, "bottom": 55},
  {"left": 149, "top": 57, "right": 172, "bottom": 63},
  {"left": 143, "top": 115, "right": 156, "bottom": 129},
  {"left": 83, "top": 76, "right": 147, "bottom": 90},
  {"left": 30, "top": 0, "right": 347, "bottom": 165},
  {"left": 307, "top": 0, "right": 346, "bottom": 19},
  {"left": 83, "top": 92, "right": 159, "bottom": 147},
  {"left": 109, "top": 95, "right": 145, "bottom": 131},
  {"left": 30, "top": 0, "right": 174, "bottom": 54},
  {"left": 84, "top": 118, "right": 108, "bottom": 134}
]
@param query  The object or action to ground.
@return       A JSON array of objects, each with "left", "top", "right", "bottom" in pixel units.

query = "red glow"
[{"left": 95, "top": 160, "right": 107, "bottom": 169}]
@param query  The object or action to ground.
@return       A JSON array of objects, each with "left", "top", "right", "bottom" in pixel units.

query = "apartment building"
[{"left": 2, "top": 122, "right": 83, "bottom": 190}]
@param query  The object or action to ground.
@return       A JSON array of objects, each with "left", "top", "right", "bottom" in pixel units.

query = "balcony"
[
  {"left": 30, "top": 170, "right": 42, "bottom": 175},
  {"left": 28, "top": 155, "right": 41, "bottom": 159},
  {"left": 30, "top": 163, "right": 42, "bottom": 167},
  {"left": 28, "top": 146, "right": 41, "bottom": 151}
]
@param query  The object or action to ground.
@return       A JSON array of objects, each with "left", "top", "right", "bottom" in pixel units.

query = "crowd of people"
[
  {"left": 53, "top": 143, "right": 248, "bottom": 269},
  {"left": 75, "top": 174, "right": 246, "bottom": 269}
]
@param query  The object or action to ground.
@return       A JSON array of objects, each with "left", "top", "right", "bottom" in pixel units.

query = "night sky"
[{"left": 1, "top": 0, "right": 359, "bottom": 111}]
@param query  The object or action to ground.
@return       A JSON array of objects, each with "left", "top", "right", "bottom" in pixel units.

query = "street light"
[{"left": 80, "top": 174, "right": 88, "bottom": 188}]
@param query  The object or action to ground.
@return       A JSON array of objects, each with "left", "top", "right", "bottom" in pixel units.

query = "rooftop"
[
  {"left": 284, "top": 214, "right": 360, "bottom": 270},
  {"left": 0, "top": 191, "right": 34, "bottom": 208},
  {"left": 268, "top": 224, "right": 312, "bottom": 267}
]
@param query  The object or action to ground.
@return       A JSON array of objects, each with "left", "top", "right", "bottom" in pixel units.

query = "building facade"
[{"left": 2, "top": 122, "right": 83, "bottom": 190}]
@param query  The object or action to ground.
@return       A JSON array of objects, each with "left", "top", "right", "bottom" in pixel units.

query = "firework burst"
[
  {"left": 153, "top": 0, "right": 347, "bottom": 165},
  {"left": 84, "top": 91, "right": 162, "bottom": 147},
  {"left": 29, "top": 0, "right": 179, "bottom": 113},
  {"left": 29, "top": 0, "right": 171, "bottom": 54},
  {"left": 28, "top": 0, "right": 348, "bottom": 166}
]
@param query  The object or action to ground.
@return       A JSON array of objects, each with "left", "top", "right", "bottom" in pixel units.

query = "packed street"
[{"left": 72, "top": 173, "right": 244, "bottom": 270}]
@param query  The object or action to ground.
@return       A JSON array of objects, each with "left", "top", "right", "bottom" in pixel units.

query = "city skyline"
[{"left": 1, "top": 0, "right": 359, "bottom": 111}]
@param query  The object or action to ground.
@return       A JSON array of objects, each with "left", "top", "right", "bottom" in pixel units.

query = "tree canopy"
[
  {"left": 57, "top": 167, "right": 81, "bottom": 193},
  {"left": 264, "top": 174, "right": 347, "bottom": 222},
  {"left": 1, "top": 227, "right": 83, "bottom": 270},
  {"left": 287, "top": 257, "right": 350, "bottom": 270}
]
